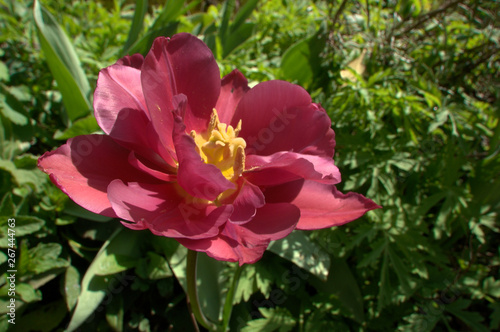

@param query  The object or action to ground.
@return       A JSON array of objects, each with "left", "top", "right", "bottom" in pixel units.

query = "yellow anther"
[{"left": 191, "top": 108, "right": 246, "bottom": 181}]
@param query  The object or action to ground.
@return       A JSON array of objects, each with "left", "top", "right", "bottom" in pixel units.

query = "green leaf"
[
  {"left": 121, "top": 0, "right": 148, "bottom": 57},
  {"left": 310, "top": 257, "right": 365, "bottom": 323},
  {"left": 0, "top": 62, "right": 8, "bottom": 81},
  {"left": 53, "top": 114, "right": 101, "bottom": 140},
  {"left": 0, "top": 159, "right": 46, "bottom": 192},
  {"left": 16, "top": 283, "right": 42, "bottom": 303},
  {"left": 106, "top": 293, "right": 124, "bottom": 332},
  {"left": 19, "top": 242, "right": 69, "bottom": 276},
  {"left": 0, "top": 88, "right": 29, "bottom": 125},
  {"left": 242, "top": 307, "right": 296, "bottom": 332},
  {"left": 14, "top": 300, "right": 67, "bottom": 332},
  {"left": 0, "top": 216, "right": 44, "bottom": 245},
  {"left": 67, "top": 228, "right": 141, "bottom": 332},
  {"left": 33, "top": 0, "right": 91, "bottom": 124},
  {"left": 280, "top": 33, "right": 326, "bottom": 88},
  {"left": 135, "top": 251, "right": 172, "bottom": 280},
  {"left": 63, "top": 265, "right": 81, "bottom": 311},
  {"left": 268, "top": 230, "right": 330, "bottom": 280},
  {"left": 0, "top": 192, "right": 15, "bottom": 216},
  {"left": 445, "top": 299, "right": 489, "bottom": 332},
  {"left": 230, "top": 0, "right": 259, "bottom": 33},
  {"left": 223, "top": 22, "right": 255, "bottom": 58},
  {"left": 197, "top": 252, "right": 226, "bottom": 323},
  {"left": 219, "top": 0, "right": 235, "bottom": 42},
  {"left": 483, "top": 276, "right": 500, "bottom": 298}
]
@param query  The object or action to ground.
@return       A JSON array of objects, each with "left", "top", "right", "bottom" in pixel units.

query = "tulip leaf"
[
  {"left": 280, "top": 32, "right": 326, "bottom": 88},
  {"left": 33, "top": 0, "right": 91, "bottom": 125},
  {"left": 230, "top": 0, "right": 259, "bottom": 33},
  {"left": 197, "top": 252, "right": 225, "bottom": 322},
  {"left": 268, "top": 230, "right": 331, "bottom": 280},
  {"left": 67, "top": 228, "right": 141, "bottom": 332},
  {"left": 222, "top": 22, "right": 255, "bottom": 58},
  {"left": 121, "top": 0, "right": 148, "bottom": 57}
]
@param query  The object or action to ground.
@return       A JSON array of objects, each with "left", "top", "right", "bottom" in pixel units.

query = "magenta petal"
[
  {"left": 94, "top": 64, "right": 149, "bottom": 135},
  {"left": 226, "top": 178, "right": 265, "bottom": 224},
  {"left": 108, "top": 180, "right": 232, "bottom": 239},
  {"left": 38, "top": 135, "right": 157, "bottom": 217},
  {"left": 116, "top": 53, "right": 144, "bottom": 69},
  {"left": 178, "top": 203, "right": 300, "bottom": 265},
  {"left": 231, "top": 80, "right": 333, "bottom": 157},
  {"left": 150, "top": 204, "right": 233, "bottom": 239},
  {"left": 127, "top": 152, "right": 175, "bottom": 182},
  {"left": 141, "top": 33, "right": 220, "bottom": 141},
  {"left": 172, "top": 111, "right": 235, "bottom": 200},
  {"left": 94, "top": 63, "right": 176, "bottom": 167},
  {"left": 245, "top": 151, "right": 341, "bottom": 186},
  {"left": 266, "top": 180, "right": 381, "bottom": 229},
  {"left": 107, "top": 180, "right": 181, "bottom": 222},
  {"left": 215, "top": 69, "right": 250, "bottom": 124}
]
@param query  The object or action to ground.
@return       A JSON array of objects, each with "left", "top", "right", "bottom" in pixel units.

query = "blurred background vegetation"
[{"left": 0, "top": 0, "right": 499, "bottom": 331}]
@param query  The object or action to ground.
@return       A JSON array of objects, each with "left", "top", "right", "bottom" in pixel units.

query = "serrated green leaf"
[
  {"left": 268, "top": 230, "right": 330, "bottom": 280},
  {"left": 242, "top": 307, "right": 296, "bottom": 332},
  {"left": 234, "top": 264, "right": 257, "bottom": 304},
  {"left": 445, "top": 299, "right": 489, "bottom": 332}
]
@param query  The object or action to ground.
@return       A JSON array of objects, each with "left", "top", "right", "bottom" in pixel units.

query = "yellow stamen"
[{"left": 191, "top": 109, "right": 246, "bottom": 182}]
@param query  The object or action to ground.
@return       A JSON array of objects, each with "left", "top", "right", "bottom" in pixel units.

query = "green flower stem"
[
  {"left": 186, "top": 250, "right": 219, "bottom": 331},
  {"left": 221, "top": 263, "right": 244, "bottom": 331}
]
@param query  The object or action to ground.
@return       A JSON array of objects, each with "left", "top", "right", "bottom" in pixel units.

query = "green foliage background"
[{"left": 0, "top": 0, "right": 499, "bottom": 331}]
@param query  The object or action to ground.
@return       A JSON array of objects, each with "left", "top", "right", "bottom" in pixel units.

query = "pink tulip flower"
[{"left": 39, "top": 33, "right": 380, "bottom": 265}]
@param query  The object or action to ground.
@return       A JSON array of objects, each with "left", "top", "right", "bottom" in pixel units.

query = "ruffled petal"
[
  {"left": 265, "top": 180, "right": 381, "bottom": 229},
  {"left": 215, "top": 69, "right": 250, "bottom": 124},
  {"left": 141, "top": 34, "right": 220, "bottom": 149},
  {"left": 116, "top": 53, "right": 144, "bottom": 69},
  {"left": 178, "top": 203, "right": 300, "bottom": 265},
  {"left": 224, "top": 178, "right": 265, "bottom": 224},
  {"left": 94, "top": 62, "right": 176, "bottom": 167},
  {"left": 127, "top": 151, "right": 176, "bottom": 182},
  {"left": 245, "top": 151, "right": 341, "bottom": 186},
  {"left": 151, "top": 204, "right": 233, "bottom": 239},
  {"left": 38, "top": 135, "right": 157, "bottom": 217},
  {"left": 108, "top": 180, "right": 232, "bottom": 239},
  {"left": 231, "top": 80, "right": 333, "bottom": 157},
  {"left": 107, "top": 180, "right": 181, "bottom": 222}
]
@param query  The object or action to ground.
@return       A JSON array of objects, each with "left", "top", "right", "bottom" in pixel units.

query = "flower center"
[{"left": 191, "top": 109, "right": 246, "bottom": 181}]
